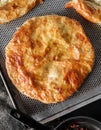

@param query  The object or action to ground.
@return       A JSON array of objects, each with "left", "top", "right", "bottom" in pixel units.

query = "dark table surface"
[{"left": 0, "top": 76, "right": 101, "bottom": 130}]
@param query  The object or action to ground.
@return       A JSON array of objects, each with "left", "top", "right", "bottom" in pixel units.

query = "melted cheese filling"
[
  {"left": 90, "top": 0, "right": 101, "bottom": 5},
  {"left": 0, "top": 0, "right": 12, "bottom": 7},
  {"left": 86, "top": 0, "right": 101, "bottom": 7}
]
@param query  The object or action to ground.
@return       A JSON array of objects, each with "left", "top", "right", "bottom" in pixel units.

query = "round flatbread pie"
[
  {"left": 0, "top": 0, "right": 43, "bottom": 24},
  {"left": 5, "top": 15, "right": 95, "bottom": 104},
  {"left": 65, "top": 0, "right": 101, "bottom": 23}
]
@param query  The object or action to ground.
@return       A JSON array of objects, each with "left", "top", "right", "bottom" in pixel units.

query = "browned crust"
[
  {"left": 0, "top": 0, "right": 43, "bottom": 24},
  {"left": 65, "top": 0, "right": 101, "bottom": 23},
  {"left": 5, "top": 15, "right": 95, "bottom": 103}
]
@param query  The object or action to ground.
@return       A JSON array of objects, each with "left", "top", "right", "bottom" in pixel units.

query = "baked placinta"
[
  {"left": 5, "top": 15, "right": 95, "bottom": 104},
  {"left": 0, "top": 0, "right": 43, "bottom": 24},
  {"left": 65, "top": 0, "right": 101, "bottom": 23}
]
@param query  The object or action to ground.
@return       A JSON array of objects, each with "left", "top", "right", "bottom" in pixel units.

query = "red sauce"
[{"left": 66, "top": 123, "right": 89, "bottom": 130}]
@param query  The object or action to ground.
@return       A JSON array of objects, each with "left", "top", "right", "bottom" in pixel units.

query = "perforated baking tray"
[{"left": 0, "top": 0, "right": 101, "bottom": 124}]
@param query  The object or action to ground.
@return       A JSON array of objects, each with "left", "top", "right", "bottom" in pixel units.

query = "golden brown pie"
[
  {"left": 5, "top": 15, "right": 95, "bottom": 104},
  {"left": 65, "top": 0, "right": 101, "bottom": 23},
  {"left": 0, "top": 0, "right": 43, "bottom": 24}
]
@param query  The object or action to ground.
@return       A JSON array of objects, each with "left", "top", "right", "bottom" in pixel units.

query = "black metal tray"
[
  {"left": 46, "top": 99, "right": 101, "bottom": 128},
  {"left": 0, "top": 0, "right": 101, "bottom": 124}
]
